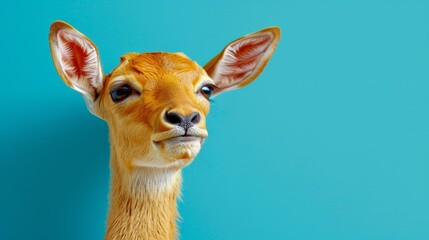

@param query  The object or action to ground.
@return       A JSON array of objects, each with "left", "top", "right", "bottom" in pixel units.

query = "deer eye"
[
  {"left": 200, "top": 85, "right": 214, "bottom": 99},
  {"left": 110, "top": 84, "right": 133, "bottom": 102}
]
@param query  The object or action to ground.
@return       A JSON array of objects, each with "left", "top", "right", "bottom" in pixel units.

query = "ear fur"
[
  {"left": 49, "top": 21, "right": 103, "bottom": 107},
  {"left": 204, "top": 27, "right": 280, "bottom": 96}
]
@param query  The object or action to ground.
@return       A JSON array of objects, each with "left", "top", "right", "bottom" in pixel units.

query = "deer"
[{"left": 49, "top": 20, "right": 280, "bottom": 240}]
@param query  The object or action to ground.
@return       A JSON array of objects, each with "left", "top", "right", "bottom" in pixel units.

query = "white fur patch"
[{"left": 129, "top": 168, "right": 182, "bottom": 195}]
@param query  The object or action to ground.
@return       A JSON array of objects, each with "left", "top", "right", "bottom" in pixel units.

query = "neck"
[{"left": 105, "top": 149, "right": 181, "bottom": 240}]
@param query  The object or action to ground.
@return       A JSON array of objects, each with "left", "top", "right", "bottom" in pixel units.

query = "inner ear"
[
  {"left": 217, "top": 34, "right": 273, "bottom": 88},
  {"left": 204, "top": 27, "right": 280, "bottom": 96},
  {"left": 58, "top": 30, "right": 94, "bottom": 82},
  {"left": 56, "top": 29, "right": 102, "bottom": 96},
  {"left": 49, "top": 21, "right": 104, "bottom": 103}
]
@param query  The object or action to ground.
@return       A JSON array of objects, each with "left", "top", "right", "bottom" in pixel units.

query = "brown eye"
[
  {"left": 110, "top": 84, "right": 132, "bottom": 102},
  {"left": 199, "top": 85, "right": 214, "bottom": 99}
]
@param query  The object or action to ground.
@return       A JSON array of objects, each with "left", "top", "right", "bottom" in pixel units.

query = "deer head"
[{"left": 49, "top": 20, "right": 280, "bottom": 176}]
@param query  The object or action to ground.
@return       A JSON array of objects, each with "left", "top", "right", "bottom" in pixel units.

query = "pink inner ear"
[
  {"left": 56, "top": 29, "right": 100, "bottom": 91},
  {"left": 217, "top": 34, "right": 273, "bottom": 84},
  {"left": 231, "top": 35, "right": 271, "bottom": 62},
  {"left": 60, "top": 35, "right": 88, "bottom": 80}
]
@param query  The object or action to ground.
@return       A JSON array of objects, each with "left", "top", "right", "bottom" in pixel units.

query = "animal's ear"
[
  {"left": 49, "top": 21, "right": 103, "bottom": 106},
  {"left": 204, "top": 27, "right": 280, "bottom": 96}
]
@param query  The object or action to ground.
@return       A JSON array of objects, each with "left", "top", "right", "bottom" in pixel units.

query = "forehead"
[{"left": 108, "top": 52, "right": 206, "bottom": 86}]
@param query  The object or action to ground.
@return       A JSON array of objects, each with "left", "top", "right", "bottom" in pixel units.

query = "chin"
[
  {"left": 161, "top": 136, "right": 203, "bottom": 162},
  {"left": 134, "top": 136, "right": 204, "bottom": 169}
]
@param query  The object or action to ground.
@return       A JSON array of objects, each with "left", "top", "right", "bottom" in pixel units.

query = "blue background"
[{"left": 1, "top": 0, "right": 428, "bottom": 239}]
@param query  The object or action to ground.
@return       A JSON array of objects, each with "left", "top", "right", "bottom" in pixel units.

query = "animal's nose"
[{"left": 164, "top": 111, "right": 201, "bottom": 129}]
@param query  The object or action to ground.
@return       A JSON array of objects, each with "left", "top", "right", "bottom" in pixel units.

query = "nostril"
[
  {"left": 188, "top": 112, "right": 201, "bottom": 125},
  {"left": 165, "top": 111, "right": 184, "bottom": 125},
  {"left": 164, "top": 111, "right": 200, "bottom": 128}
]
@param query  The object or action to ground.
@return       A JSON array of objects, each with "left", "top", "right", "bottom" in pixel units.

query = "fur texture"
[{"left": 49, "top": 21, "right": 280, "bottom": 240}]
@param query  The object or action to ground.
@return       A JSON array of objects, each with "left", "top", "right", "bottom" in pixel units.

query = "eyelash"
[{"left": 109, "top": 82, "right": 140, "bottom": 102}]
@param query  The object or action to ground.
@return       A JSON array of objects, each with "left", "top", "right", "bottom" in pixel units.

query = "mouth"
[
  {"left": 152, "top": 127, "right": 208, "bottom": 144},
  {"left": 153, "top": 135, "right": 203, "bottom": 144},
  {"left": 172, "top": 135, "right": 201, "bottom": 141}
]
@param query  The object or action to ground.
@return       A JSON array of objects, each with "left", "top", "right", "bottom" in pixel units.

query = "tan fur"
[
  {"left": 100, "top": 53, "right": 208, "bottom": 239},
  {"left": 48, "top": 21, "right": 280, "bottom": 240},
  {"left": 105, "top": 163, "right": 181, "bottom": 239}
]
